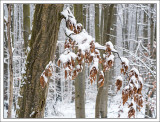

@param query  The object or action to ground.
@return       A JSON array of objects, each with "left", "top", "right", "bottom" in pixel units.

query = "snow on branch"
[{"left": 56, "top": 7, "right": 144, "bottom": 118}]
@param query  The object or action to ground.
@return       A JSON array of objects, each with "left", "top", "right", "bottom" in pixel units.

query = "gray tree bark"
[
  {"left": 95, "top": 4, "right": 100, "bottom": 43},
  {"left": 95, "top": 4, "right": 114, "bottom": 118},
  {"left": 74, "top": 4, "right": 86, "bottom": 118}
]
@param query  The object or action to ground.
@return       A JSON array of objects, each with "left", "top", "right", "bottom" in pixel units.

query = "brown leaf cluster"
[
  {"left": 89, "top": 67, "right": 98, "bottom": 85},
  {"left": 122, "top": 88, "right": 129, "bottom": 105},
  {"left": 121, "top": 62, "right": 128, "bottom": 75},
  {"left": 64, "top": 39, "right": 75, "bottom": 50},
  {"left": 77, "top": 49, "right": 84, "bottom": 65},
  {"left": 128, "top": 107, "right": 135, "bottom": 118},
  {"left": 134, "top": 94, "right": 143, "bottom": 111},
  {"left": 98, "top": 71, "right": 104, "bottom": 88},
  {"left": 84, "top": 50, "right": 93, "bottom": 64},
  {"left": 116, "top": 79, "right": 122, "bottom": 91},
  {"left": 137, "top": 80, "right": 143, "bottom": 94},
  {"left": 40, "top": 65, "right": 53, "bottom": 88}
]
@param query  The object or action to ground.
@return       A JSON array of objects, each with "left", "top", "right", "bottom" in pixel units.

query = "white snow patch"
[
  {"left": 106, "top": 41, "right": 114, "bottom": 49},
  {"left": 100, "top": 71, "right": 104, "bottom": 76},
  {"left": 95, "top": 49, "right": 100, "bottom": 54},
  {"left": 59, "top": 53, "right": 71, "bottom": 64},
  {"left": 76, "top": 65, "right": 80, "bottom": 69},
  {"left": 111, "top": 48, "right": 118, "bottom": 52},
  {"left": 78, "top": 42, "right": 90, "bottom": 54},
  {"left": 90, "top": 58, "right": 99, "bottom": 71},
  {"left": 90, "top": 53, "right": 95, "bottom": 57},
  {"left": 65, "top": 67, "right": 70, "bottom": 71},
  {"left": 98, "top": 79, "right": 104, "bottom": 84},
  {"left": 61, "top": 7, "right": 76, "bottom": 25},
  {"left": 42, "top": 73, "right": 48, "bottom": 83},
  {"left": 4, "top": 16, "right": 8, "bottom": 22},
  {"left": 95, "top": 42, "right": 106, "bottom": 50},
  {"left": 77, "top": 23, "right": 82, "bottom": 27},
  {"left": 28, "top": 34, "right": 31, "bottom": 40},
  {"left": 68, "top": 52, "right": 77, "bottom": 60},
  {"left": 124, "top": 85, "right": 129, "bottom": 90},
  {"left": 30, "top": 111, "right": 35, "bottom": 117},
  {"left": 130, "top": 67, "right": 139, "bottom": 76},
  {"left": 130, "top": 76, "right": 138, "bottom": 89},
  {"left": 138, "top": 76, "right": 143, "bottom": 85},
  {"left": 107, "top": 54, "right": 114, "bottom": 61},
  {"left": 71, "top": 29, "right": 93, "bottom": 45},
  {"left": 65, "top": 27, "right": 74, "bottom": 36},
  {"left": 121, "top": 57, "right": 129, "bottom": 66},
  {"left": 27, "top": 46, "right": 30, "bottom": 52},
  {"left": 103, "top": 54, "right": 106, "bottom": 58},
  {"left": 116, "top": 76, "right": 123, "bottom": 81}
]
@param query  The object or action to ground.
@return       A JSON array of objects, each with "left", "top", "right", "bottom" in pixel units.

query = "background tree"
[
  {"left": 95, "top": 4, "right": 115, "bottom": 118},
  {"left": 23, "top": 4, "right": 30, "bottom": 49},
  {"left": 7, "top": 4, "right": 14, "bottom": 118},
  {"left": 74, "top": 4, "right": 85, "bottom": 118}
]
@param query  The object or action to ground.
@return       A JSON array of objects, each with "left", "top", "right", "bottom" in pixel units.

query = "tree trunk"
[
  {"left": 16, "top": 4, "right": 63, "bottom": 118},
  {"left": 95, "top": 4, "right": 114, "bottom": 118},
  {"left": 75, "top": 63, "right": 85, "bottom": 118},
  {"left": 74, "top": 4, "right": 83, "bottom": 23},
  {"left": 95, "top": 4, "right": 100, "bottom": 43},
  {"left": 83, "top": 5, "right": 86, "bottom": 29},
  {"left": 7, "top": 4, "right": 14, "bottom": 118},
  {"left": 150, "top": 4, "right": 154, "bottom": 58},
  {"left": 74, "top": 4, "right": 85, "bottom": 118},
  {"left": 23, "top": 4, "right": 30, "bottom": 49},
  {"left": 95, "top": 86, "right": 103, "bottom": 118}
]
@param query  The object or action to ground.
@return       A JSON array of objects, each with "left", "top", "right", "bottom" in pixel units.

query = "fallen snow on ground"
[
  {"left": 44, "top": 100, "right": 95, "bottom": 118},
  {"left": 4, "top": 93, "right": 145, "bottom": 118},
  {"left": 44, "top": 93, "right": 145, "bottom": 118}
]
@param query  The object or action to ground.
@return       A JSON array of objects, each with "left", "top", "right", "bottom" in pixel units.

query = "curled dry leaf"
[
  {"left": 89, "top": 67, "right": 98, "bottom": 85},
  {"left": 98, "top": 71, "right": 104, "bottom": 88},
  {"left": 65, "top": 70, "right": 67, "bottom": 79},
  {"left": 134, "top": 94, "right": 143, "bottom": 111},
  {"left": 128, "top": 102, "right": 133, "bottom": 108},
  {"left": 57, "top": 59, "right": 61, "bottom": 67},
  {"left": 72, "top": 70, "right": 77, "bottom": 80},
  {"left": 122, "top": 88, "right": 129, "bottom": 105},
  {"left": 128, "top": 107, "right": 135, "bottom": 118},
  {"left": 121, "top": 68, "right": 124, "bottom": 74},
  {"left": 116, "top": 79, "right": 122, "bottom": 91},
  {"left": 40, "top": 76, "right": 45, "bottom": 88}
]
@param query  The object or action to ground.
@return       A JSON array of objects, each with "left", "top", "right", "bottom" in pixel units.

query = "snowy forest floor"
[
  {"left": 44, "top": 94, "right": 145, "bottom": 118},
  {"left": 3, "top": 93, "right": 146, "bottom": 118}
]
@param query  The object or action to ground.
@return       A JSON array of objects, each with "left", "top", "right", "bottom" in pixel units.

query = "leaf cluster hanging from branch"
[
  {"left": 39, "top": 7, "right": 144, "bottom": 118},
  {"left": 58, "top": 7, "right": 118, "bottom": 88}
]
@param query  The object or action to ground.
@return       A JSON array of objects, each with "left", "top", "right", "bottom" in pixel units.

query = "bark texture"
[
  {"left": 23, "top": 4, "right": 30, "bottom": 49},
  {"left": 95, "top": 4, "right": 114, "bottom": 118},
  {"left": 95, "top": 4, "right": 100, "bottom": 43},
  {"left": 74, "top": 4, "right": 85, "bottom": 118},
  {"left": 17, "top": 4, "right": 63, "bottom": 118},
  {"left": 7, "top": 4, "right": 14, "bottom": 118}
]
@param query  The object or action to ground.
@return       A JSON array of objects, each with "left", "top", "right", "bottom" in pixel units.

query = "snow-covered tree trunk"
[
  {"left": 7, "top": 4, "right": 14, "bottom": 118},
  {"left": 16, "top": 4, "right": 63, "bottom": 118}
]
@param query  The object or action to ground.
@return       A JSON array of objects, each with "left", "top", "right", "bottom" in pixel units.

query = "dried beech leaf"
[{"left": 40, "top": 76, "right": 45, "bottom": 88}]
